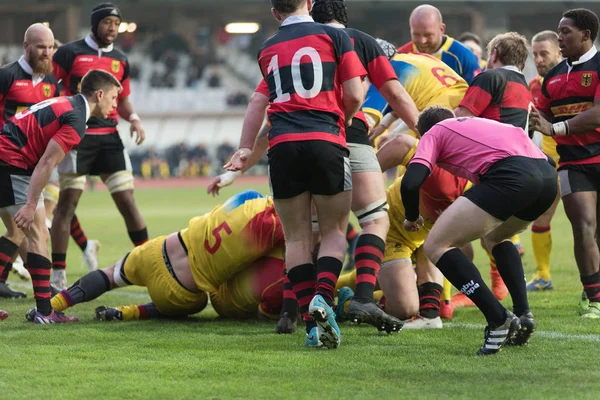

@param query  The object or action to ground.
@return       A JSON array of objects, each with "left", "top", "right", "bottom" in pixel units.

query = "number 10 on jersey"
[{"left": 267, "top": 47, "right": 324, "bottom": 103}]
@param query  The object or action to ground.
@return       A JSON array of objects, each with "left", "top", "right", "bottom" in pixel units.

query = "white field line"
[{"left": 445, "top": 322, "right": 600, "bottom": 342}]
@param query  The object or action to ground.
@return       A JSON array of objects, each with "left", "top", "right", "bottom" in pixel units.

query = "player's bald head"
[
  {"left": 410, "top": 4, "right": 443, "bottom": 25},
  {"left": 24, "top": 23, "right": 54, "bottom": 44}
]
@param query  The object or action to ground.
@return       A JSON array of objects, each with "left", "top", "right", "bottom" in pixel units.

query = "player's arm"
[
  {"left": 333, "top": 30, "right": 367, "bottom": 124},
  {"left": 116, "top": 61, "right": 144, "bottom": 145},
  {"left": 376, "top": 134, "right": 418, "bottom": 171},
  {"left": 52, "top": 45, "right": 73, "bottom": 83},
  {"left": 454, "top": 71, "right": 496, "bottom": 117},
  {"left": 0, "top": 68, "right": 12, "bottom": 101},
  {"left": 14, "top": 139, "right": 66, "bottom": 229},
  {"left": 533, "top": 92, "right": 600, "bottom": 137},
  {"left": 378, "top": 80, "right": 418, "bottom": 131}
]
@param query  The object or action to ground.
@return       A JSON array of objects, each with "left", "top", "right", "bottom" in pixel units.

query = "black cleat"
[
  {"left": 0, "top": 282, "right": 26, "bottom": 298},
  {"left": 25, "top": 307, "right": 36, "bottom": 322},
  {"left": 477, "top": 312, "right": 520, "bottom": 356},
  {"left": 346, "top": 299, "right": 403, "bottom": 333},
  {"left": 508, "top": 311, "right": 536, "bottom": 346},
  {"left": 275, "top": 312, "right": 297, "bottom": 334},
  {"left": 95, "top": 306, "right": 123, "bottom": 321}
]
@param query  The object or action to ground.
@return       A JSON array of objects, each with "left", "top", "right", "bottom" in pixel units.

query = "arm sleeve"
[
  {"left": 54, "top": 111, "right": 86, "bottom": 153},
  {"left": 400, "top": 163, "right": 431, "bottom": 222},
  {"left": 333, "top": 30, "right": 367, "bottom": 83},
  {"left": 255, "top": 78, "right": 269, "bottom": 97},
  {"left": 458, "top": 71, "right": 498, "bottom": 116},
  {"left": 119, "top": 60, "right": 131, "bottom": 99},
  {"left": 0, "top": 68, "right": 12, "bottom": 102},
  {"left": 537, "top": 79, "right": 552, "bottom": 116},
  {"left": 409, "top": 131, "right": 440, "bottom": 171},
  {"left": 359, "top": 33, "right": 397, "bottom": 89},
  {"left": 52, "top": 45, "right": 73, "bottom": 81}
]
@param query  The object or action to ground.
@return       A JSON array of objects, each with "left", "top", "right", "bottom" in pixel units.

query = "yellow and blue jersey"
[
  {"left": 362, "top": 53, "right": 468, "bottom": 124},
  {"left": 397, "top": 35, "right": 481, "bottom": 84}
]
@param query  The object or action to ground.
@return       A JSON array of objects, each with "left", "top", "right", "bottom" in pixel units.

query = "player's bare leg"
[
  {"left": 562, "top": 191, "right": 600, "bottom": 317},
  {"left": 50, "top": 187, "right": 83, "bottom": 289},
  {"left": 101, "top": 172, "right": 148, "bottom": 247},
  {"left": 377, "top": 258, "right": 419, "bottom": 320}
]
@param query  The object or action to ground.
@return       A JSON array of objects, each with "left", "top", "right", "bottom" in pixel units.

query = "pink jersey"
[{"left": 410, "top": 117, "right": 547, "bottom": 184}]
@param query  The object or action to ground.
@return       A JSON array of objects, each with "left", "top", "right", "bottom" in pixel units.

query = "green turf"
[{"left": 1, "top": 183, "right": 599, "bottom": 399}]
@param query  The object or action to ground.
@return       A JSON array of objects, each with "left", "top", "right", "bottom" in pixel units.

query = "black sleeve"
[
  {"left": 0, "top": 68, "right": 13, "bottom": 98},
  {"left": 122, "top": 59, "right": 130, "bottom": 82},
  {"left": 400, "top": 163, "right": 431, "bottom": 222},
  {"left": 52, "top": 45, "right": 74, "bottom": 79}
]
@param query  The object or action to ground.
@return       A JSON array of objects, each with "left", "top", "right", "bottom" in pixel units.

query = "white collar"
[
  {"left": 570, "top": 46, "right": 597, "bottom": 66},
  {"left": 79, "top": 93, "right": 91, "bottom": 122},
  {"left": 327, "top": 22, "right": 345, "bottom": 29},
  {"left": 281, "top": 15, "right": 313, "bottom": 27},
  {"left": 17, "top": 56, "right": 45, "bottom": 85},
  {"left": 499, "top": 65, "right": 523, "bottom": 74},
  {"left": 85, "top": 33, "right": 114, "bottom": 54}
]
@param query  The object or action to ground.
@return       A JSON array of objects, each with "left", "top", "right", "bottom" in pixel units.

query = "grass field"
[{"left": 1, "top": 181, "right": 600, "bottom": 399}]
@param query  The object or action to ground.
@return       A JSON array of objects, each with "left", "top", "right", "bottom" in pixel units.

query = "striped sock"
[
  {"left": 315, "top": 257, "right": 343, "bottom": 306},
  {"left": 0, "top": 237, "right": 19, "bottom": 283},
  {"left": 418, "top": 282, "right": 442, "bottom": 318},
  {"left": 52, "top": 253, "right": 66, "bottom": 271},
  {"left": 287, "top": 263, "right": 316, "bottom": 333},
  {"left": 26, "top": 253, "right": 52, "bottom": 315},
  {"left": 581, "top": 271, "right": 600, "bottom": 303},
  {"left": 280, "top": 275, "right": 298, "bottom": 321},
  {"left": 70, "top": 214, "right": 88, "bottom": 251},
  {"left": 0, "top": 262, "right": 11, "bottom": 284},
  {"left": 128, "top": 227, "right": 149, "bottom": 247},
  {"left": 353, "top": 234, "right": 385, "bottom": 301}
]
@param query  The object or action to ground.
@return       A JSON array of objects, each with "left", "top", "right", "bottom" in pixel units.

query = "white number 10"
[{"left": 267, "top": 47, "right": 323, "bottom": 103}]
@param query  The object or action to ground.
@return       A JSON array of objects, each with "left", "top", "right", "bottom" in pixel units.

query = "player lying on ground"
[
  {"left": 402, "top": 106, "right": 557, "bottom": 355},
  {"left": 46, "top": 191, "right": 288, "bottom": 322}
]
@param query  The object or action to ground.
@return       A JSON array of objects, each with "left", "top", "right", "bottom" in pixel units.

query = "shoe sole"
[
  {"left": 477, "top": 317, "right": 521, "bottom": 356},
  {"left": 309, "top": 307, "right": 340, "bottom": 349},
  {"left": 509, "top": 321, "right": 535, "bottom": 346},
  {"left": 346, "top": 309, "right": 402, "bottom": 333}
]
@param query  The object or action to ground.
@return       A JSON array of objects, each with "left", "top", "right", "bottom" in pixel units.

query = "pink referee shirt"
[{"left": 410, "top": 117, "right": 547, "bottom": 184}]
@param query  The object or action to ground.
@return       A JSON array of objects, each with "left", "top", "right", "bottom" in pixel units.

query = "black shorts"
[
  {"left": 0, "top": 164, "right": 33, "bottom": 208},
  {"left": 558, "top": 163, "right": 600, "bottom": 197},
  {"left": 346, "top": 117, "right": 370, "bottom": 146},
  {"left": 268, "top": 141, "right": 351, "bottom": 199},
  {"left": 59, "top": 132, "right": 130, "bottom": 176},
  {"left": 463, "top": 156, "right": 558, "bottom": 221}
]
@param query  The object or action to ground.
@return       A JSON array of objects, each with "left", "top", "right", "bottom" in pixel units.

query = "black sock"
[
  {"left": 418, "top": 282, "right": 442, "bottom": 319},
  {"left": 288, "top": 263, "right": 316, "bottom": 333},
  {"left": 27, "top": 253, "right": 52, "bottom": 315},
  {"left": 51, "top": 252, "right": 66, "bottom": 271},
  {"left": 128, "top": 228, "right": 149, "bottom": 247},
  {"left": 581, "top": 270, "right": 600, "bottom": 303},
  {"left": 315, "top": 256, "right": 343, "bottom": 306},
  {"left": 354, "top": 234, "right": 385, "bottom": 301},
  {"left": 436, "top": 248, "right": 506, "bottom": 326},
  {"left": 62, "top": 270, "right": 111, "bottom": 306},
  {"left": 0, "top": 237, "right": 19, "bottom": 282},
  {"left": 492, "top": 241, "right": 530, "bottom": 316},
  {"left": 0, "top": 262, "right": 12, "bottom": 284},
  {"left": 280, "top": 275, "right": 299, "bottom": 321}
]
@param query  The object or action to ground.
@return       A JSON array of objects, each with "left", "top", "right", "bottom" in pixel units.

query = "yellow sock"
[
  {"left": 116, "top": 305, "right": 142, "bottom": 321},
  {"left": 336, "top": 269, "right": 357, "bottom": 291},
  {"left": 531, "top": 225, "right": 552, "bottom": 281},
  {"left": 441, "top": 278, "right": 452, "bottom": 301},
  {"left": 374, "top": 290, "right": 384, "bottom": 304},
  {"left": 511, "top": 234, "right": 521, "bottom": 247},
  {"left": 50, "top": 293, "right": 69, "bottom": 312}
]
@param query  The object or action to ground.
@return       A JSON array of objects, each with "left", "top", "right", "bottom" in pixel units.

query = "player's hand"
[
  {"left": 224, "top": 148, "right": 252, "bottom": 171},
  {"left": 369, "top": 124, "right": 387, "bottom": 145},
  {"left": 207, "top": 171, "right": 241, "bottom": 197},
  {"left": 529, "top": 108, "right": 552, "bottom": 136},
  {"left": 14, "top": 204, "right": 36, "bottom": 230},
  {"left": 403, "top": 216, "right": 424, "bottom": 232},
  {"left": 130, "top": 120, "right": 146, "bottom": 145},
  {"left": 207, "top": 176, "right": 223, "bottom": 197}
]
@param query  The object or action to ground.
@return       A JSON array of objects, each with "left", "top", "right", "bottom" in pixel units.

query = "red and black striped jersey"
[
  {"left": 256, "top": 16, "right": 366, "bottom": 148},
  {"left": 53, "top": 34, "right": 130, "bottom": 135},
  {"left": 343, "top": 27, "right": 397, "bottom": 145},
  {"left": 459, "top": 67, "right": 533, "bottom": 130},
  {"left": 529, "top": 76, "right": 543, "bottom": 107},
  {"left": 537, "top": 48, "right": 600, "bottom": 166},
  {"left": 0, "top": 58, "right": 59, "bottom": 127},
  {"left": 0, "top": 95, "right": 87, "bottom": 171}
]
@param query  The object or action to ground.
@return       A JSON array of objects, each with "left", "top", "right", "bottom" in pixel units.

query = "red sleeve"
[
  {"left": 53, "top": 62, "right": 67, "bottom": 82},
  {"left": 338, "top": 50, "right": 367, "bottom": 83},
  {"left": 368, "top": 57, "right": 397, "bottom": 89},
  {"left": 52, "top": 125, "right": 82, "bottom": 154},
  {"left": 119, "top": 77, "right": 131, "bottom": 99},
  {"left": 52, "top": 45, "right": 73, "bottom": 82},
  {"left": 397, "top": 42, "right": 414, "bottom": 54},
  {"left": 458, "top": 71, "right": 498, "bottom": 116},
  {"left": 255, "top": 79, "right": 269, "bottom": 97}
]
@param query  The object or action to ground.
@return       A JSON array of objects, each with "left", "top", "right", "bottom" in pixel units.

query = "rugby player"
[
  {"left": 226, "top": 0, "right": 365, "bottom": 349},
  {"left": 529, "top": 8, "right": 600, "bottom": 318},
  {"left": 0, "top": 69, "right": 122, "bottom": 323},
  {"left": 403, "top": 107, "right": 557, "bottom": 354},
  {"left": 397, "top": 4, "right": 480, "bottom": 84},
  {"left": 50, "top": 2, "right": 147, "bottom": 290},
  {"left": 526, "top": 30, "right": 563, "bottom": 291}
]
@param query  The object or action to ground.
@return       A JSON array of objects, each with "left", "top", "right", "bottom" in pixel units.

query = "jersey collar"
[
  {"left": 281, "top": 15, "right": 314, "bottom": 27},
  {"left": 17, "top": 56, "right": 44, "bottom": 86},
  {"left": 85, "top": 33, "right": 114, "bottom": 55},
  {"left": 79, "top": 93, "right": 91, "bottom": 122},
  {"left": 499, "top": 65, "right": 523, "bottom": 74},
  {"left": 570, "top": 46, "right": 597, "bottom": 66}
]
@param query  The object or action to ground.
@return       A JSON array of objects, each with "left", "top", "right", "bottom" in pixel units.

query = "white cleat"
[
  {"left": 51, "top": 269, "right": 67, "bottom": 291},
  {"left": 81, "top": 240, "right": 100, "bottom": 272},
  {"left": 403, "top": 315, "right": 443, "bottom": 330},
  {"left": 11, "top": 257, "right": 30, "bottom": 281}
]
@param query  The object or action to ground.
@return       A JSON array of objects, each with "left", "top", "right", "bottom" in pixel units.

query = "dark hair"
[
  {"left": 563, "top": 8, "right": 600, "bottom": 42},
  {"left": 311, "top": 0, "right": 348, "bottom": 27},
  {"left": 270, "top": 0, "right": 306, "bottom": 14},
  {"left": 458, "top": 31, "right": 481, "bottom": 46},
  {"left": 416, "top": 106, "right": 455, "bottom": 135},
  {"left": 80, "top": 69, "right": 122, "bottom": 96},
  {"left": 487, "top": 32, "right": 529, "bottom": 71}
]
